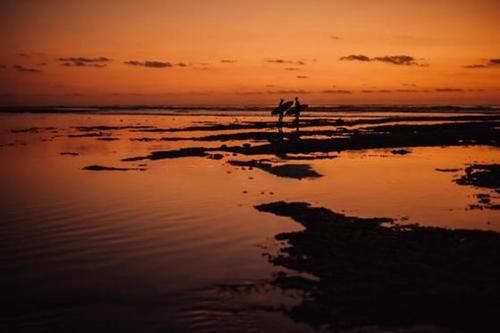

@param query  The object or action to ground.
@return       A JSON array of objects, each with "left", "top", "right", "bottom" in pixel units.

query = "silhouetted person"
[
  {"left": 272, "top": 98, "right": 293, "bottom": 124},
  {"left": 286, "top": 97, "right": 308, "bottom": 124}
]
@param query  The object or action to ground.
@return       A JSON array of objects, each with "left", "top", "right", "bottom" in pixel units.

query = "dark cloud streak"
[
  {"left": 237, "top": 89, "right": 311, "bottom": 95},
  {"left": 13, "top": 65, "right": 42, "bottom": 73},
  {"left": 124, "top": 60, "right": 172, "bottom": 68},
  {"left": 464, "top": 58, "right": 500, "bottom": 69},
  {"left": 266, "top": 59, "right": 305, "bottom": 66},
  {"left": 435, "top": 88, "right": 484, "bottom": 92},
  {"left": 340, "top": 55, "right": 371, "bottom": 62},
  {"left": 59, "top": 56, "right": 112, "bottom": 68},
  {"left": 322, "top": 89, "right": 352, "bottom": 94},
  {"left": 341, "top": 54, "right": 426, "bottom": 66}
]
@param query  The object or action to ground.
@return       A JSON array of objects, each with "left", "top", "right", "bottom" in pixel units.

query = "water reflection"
[{"left": 0, "top": 110, "right": 498, "bottom": 332}]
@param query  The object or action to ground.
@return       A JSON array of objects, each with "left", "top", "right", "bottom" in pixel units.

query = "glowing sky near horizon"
[{"left": 0, "top": 0, "right": 499, "bottom": 105}]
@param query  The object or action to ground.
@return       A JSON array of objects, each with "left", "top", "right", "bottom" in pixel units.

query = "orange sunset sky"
[{"left": 0, "top": 0, "right": 499, "bottom": 106}]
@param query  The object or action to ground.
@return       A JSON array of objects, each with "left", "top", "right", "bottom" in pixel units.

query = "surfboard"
[
  {"left": 286, "top": 104, "right": 308, "bottom": 116},
  {"left": 271, "top": 101, "right": 293, "bottom": 115}
]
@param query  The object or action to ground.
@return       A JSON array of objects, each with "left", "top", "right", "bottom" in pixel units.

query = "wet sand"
[{"left": 0, "top": 107, "right": 499, "bottom": 332}]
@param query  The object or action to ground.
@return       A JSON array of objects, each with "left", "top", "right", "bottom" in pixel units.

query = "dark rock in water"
[
  {"left": 11, "top": 127, "right": 57, "bottom": 133},
  {"left": 129, "top": 114, "right": 500, "bottom": 134},
  {"left": 67, "top": 132, "right": 110, "bottom": 138},
  {"left": 228, "top": 160, "right": 322, "bottom": 179},
  {"left": 60, "top": 152, "right": 79, "bottom": 156},
  {"left": 11, "top": 127, "right": 40, "bottom": 133},
  {"left": 73, "top": 125, "right": 154, "bottom": 132},
  {"left": 122, "top": 121, "right": 499, "bottom": 162},
  {"left": 82, "top": 165, "right": 146, "bottom": 171},
  {"left": 455, "top": 164, "right": 500, "bottom": 209},
  {"left": 391, "top": 149, "right": 411, "bottom": 155},
  {"left": 476, "top": 193, "right": 491, "bottom": 205},
  {"left": 255, "top": 201, "right": 500, "bottom": 332},
  {"left": 122, "top": 147, "right": 210, "bottom": 161},
  {"left": 130, "top": 137, "right": 157, "bottom": 142},
  {"left": 209, "top": 153, "right": 224, "bottom": 160},
  {"left": 436, "top": 168, "right": 461, "bottom": 172},
  {"left": 456, "top": 164, "right": 500, "bottom": 191},
  {"left": 97, "top": 137, "right": 120, "bottom": 141}
]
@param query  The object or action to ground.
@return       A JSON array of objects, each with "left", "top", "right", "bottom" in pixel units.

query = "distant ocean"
[{"left": 0, "top": 104, "right": 499, "bottom": 115}]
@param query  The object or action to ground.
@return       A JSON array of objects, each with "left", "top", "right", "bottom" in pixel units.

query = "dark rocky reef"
[
  {"left": 122, "top": 121, "right": 499, "bottom": 162},
  {"left": 82, "top": 165, "right": 146, "bottom": 171},
  {"left": 455, "top": 164, "right": 500, "bottom": 210},
  {"left": 97, "top": 137, "right": 120, "bottom": 141},
  {"left": 456, "top": 164, "right": 500, "bottom": 192},
  {"left": 255, "top": 201, "right": 500, "bottom": 332},
  {"left": 11, "top": 127, "right": 57, "bottom": 133},
  {"left": 66, "top": 132, "right": 111, "bottom": 138},
  {"left": 122, "top": 147, "right": 209, "bottom": 161},
  {"left": 228, "top": 160, "right": 322, "bottom": 179},
  {"left": 128, "top": 115, "right": 500, "bottom": 134},
  {"left": 391, "top": 149, "right": 411, "bottom": 155},
  {"left": 73, "top": 125, "right": 154, "bottom": 132},
  {"left": 435, "top": 168, "right": 461, "bottom": 172}
]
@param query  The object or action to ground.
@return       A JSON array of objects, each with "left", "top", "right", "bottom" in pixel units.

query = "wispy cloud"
[
  {"left": 17, "top": 52, "right": 45, "bottom": 58},
  {"left": 394, "top": 89, "right": 431, "bottom": 93},
  {"left": 110, "top": 92, "right": 145, "bottom": 96},
  {"left": 361, "top": 89, "right": 393, "bottom": 93},
  {"left": 340, "top": 54, "right": 371, "bottom": 62},
  {"left": 237, "top": 89, "right": 311, "bottom": 95},
  {"left": 358, "top": 88, "right": 483, "bottom": 93},
  {"left": 221, "top": 59, "right": 236, "bottom": 64},
  {"left": 265, "top": 59, "right": 305, "bottom": 66},
  {"left": 340, "top": 54, "right": 426, "bottom": 66},
  {"left": 435, "top": 88, "right": 484, "bottom": 92},
  {"left": 284, "top": 67, "right": 301, "bottom": 71},
  {"left": 322, "top": 89, "right": 352, "bottom": 94},
  {"left": 330, "top": 35, "right": 341, "bottom": 40},
  {"left": 59, "top": 56, "right": 112, "bottom": 68},
  {"left": 124, "top": 60, "right": 172, "bottom": 68},
  {"left": 464, "top": 58, "right": 500, "bottom": 69},
  {"left": 270, "top": 89, "right": 310, "bottom": 94},
  {"left": 374, "top": 56, "right": 423, "bottom": 66},
  {"left": 296, "top": 75, "right": 309, "bottom": 79},
  {"left": 191, "top": 62, "right": 212, "bottom": 70},
  {"left": 13, "top": 64, "right": 42, "bottom": 73}
]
